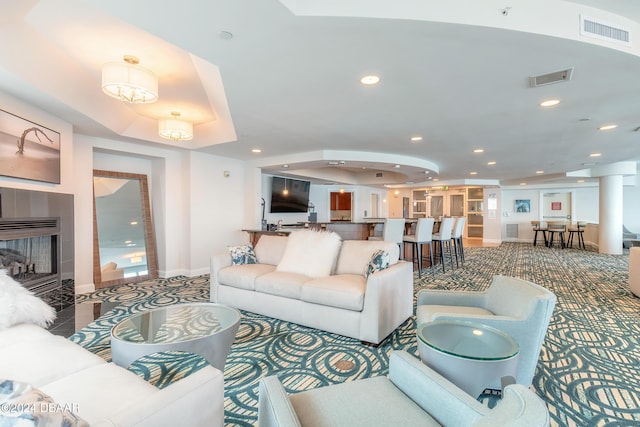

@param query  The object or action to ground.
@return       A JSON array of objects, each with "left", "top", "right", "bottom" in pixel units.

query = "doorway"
[
  {"left": 330, "top": 191, "right": 353, "bottom": 221},
  {"left": 542, "top": 192, "right": 572, "bottom": 221}
]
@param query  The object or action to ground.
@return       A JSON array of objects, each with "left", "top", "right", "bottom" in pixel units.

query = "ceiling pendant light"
[
  {"left": 159, "top": 111, "right": 193, "bottom": 141},
  {"left": 283, "top": 178, "right": 289, "bottom": 196},
  {"left": 102, "top": 55, "right": 158, "bottom": 104}
]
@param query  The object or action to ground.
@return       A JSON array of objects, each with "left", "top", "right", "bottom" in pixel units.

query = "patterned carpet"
[{"left": 71, "top": 242, "right": 640, "bottom": 427}]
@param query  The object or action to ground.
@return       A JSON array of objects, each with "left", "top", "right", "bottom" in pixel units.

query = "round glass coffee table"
[
  {"left": 111, "top": 302, "right": 241, "bottom": 371},
  {"left": 417, "top": 320, "right": 519, "bottom": 398}
]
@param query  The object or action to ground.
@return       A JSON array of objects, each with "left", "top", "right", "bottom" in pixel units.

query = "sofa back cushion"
[
  {"left": 255, "top": 235, "right": 289, "bottom": 265},
  {"left": 276, "top": 230, "right": 342, "bottom": 278},
  {"left": 335, "top": 241, "right": 399, "bottom": 276}
]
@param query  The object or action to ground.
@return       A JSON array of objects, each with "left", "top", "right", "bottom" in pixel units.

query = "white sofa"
[
  {"left": 210, "top": 232, "right": 414, "bottom": 345},
  {"left": 0, "top": 323, "right": 224, "bottom": 426}
]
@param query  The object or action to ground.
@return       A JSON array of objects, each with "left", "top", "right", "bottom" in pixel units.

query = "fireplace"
[{"left": 0, "top": 218, "right": 61, "bottom": 296}]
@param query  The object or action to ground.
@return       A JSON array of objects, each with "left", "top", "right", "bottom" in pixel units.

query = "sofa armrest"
[
  {"left": 258, "top": 376, "right": 302, "bottom": 427},
  {"left": 210, "top": 253, "right": 232, "bottom": 302},
  {"left": 94, "top": 366, "right": 224, "bottom": 427},
  {"left": 389, "top": 351, "right": 487, "bottom": 426},
  {"left": 359, "top": 261, "right": 414, "bottom": 344},
  {"left": 417, "top": 288, "right": 487, "bottom": 307},
  {"left": 472, "top": 384, "right": 550, "bottom": 427}
]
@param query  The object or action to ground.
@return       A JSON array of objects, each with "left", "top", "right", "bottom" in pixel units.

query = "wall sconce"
[
  {"left": 159, "top": 111, "right": 193, "bottom": 141},
  {"left": 102, "top": 55, "right": 158, "bottom": 104}
]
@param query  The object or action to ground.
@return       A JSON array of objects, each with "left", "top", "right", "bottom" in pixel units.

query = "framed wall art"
[
  {"left": 514, "top": 199, "right": 531, "bottom": 213},
  {"left": 0, "top": 108, "right": 60, "bottom": 184}
]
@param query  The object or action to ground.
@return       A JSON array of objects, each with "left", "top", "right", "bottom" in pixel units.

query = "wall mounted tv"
[{"left": 270, "top": 177, "right": 310, "bottom": 213}]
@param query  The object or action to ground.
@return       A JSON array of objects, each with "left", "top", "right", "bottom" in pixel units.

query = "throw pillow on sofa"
[
  {"left": 228, "top": 245, "right": 258, "bottom": 265},
  {"left": 0, "top": 378, "right": 88, "bottom": 426},
  {"left": 277, "top": 230, "right": 342, "bottom": 278},
  {"left": 0, "top": 270, "right": 56, "bottom": 331},
  {"left": 364, "top": 250, "right": 390, "bottom": 278}
]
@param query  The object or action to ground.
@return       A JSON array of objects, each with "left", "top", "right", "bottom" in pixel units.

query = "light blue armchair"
[
  {"left": 416, "top": 275, "right": 556, "bottom": 388},
  {"left": 258, "top": 350, "right": 550, "bottom": 427}
]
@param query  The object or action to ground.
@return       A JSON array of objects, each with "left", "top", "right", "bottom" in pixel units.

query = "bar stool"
[
  {"left": 451, "top": 217, "right": 466, "bottom": 267},
  {"left": 531, "top": 221, "right": 548, "bottom": 247},
  {"left": 567, "top": 221, "right": 587, "bottom": 249},
  {"left": 546, "top": 222, "right": 566, "bottom": 249},
  {"left": 368, "top": 218, "right": 406, "bottom": 259},
  {"left": 402, "top": 218, "right": 435, "bottom": 277},
  {"left": 432, "top": 217, "right": 455, "bottom": 272}
]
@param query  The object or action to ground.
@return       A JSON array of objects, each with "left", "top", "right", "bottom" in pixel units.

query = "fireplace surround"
[{"left": 0, "top": 217, "right": 61, "bottom": 296}]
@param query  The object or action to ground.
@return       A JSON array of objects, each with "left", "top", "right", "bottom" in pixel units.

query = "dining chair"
[
  {"left": 368, "top": 218, "right": 406, "bottom": 259},
  {"left": 402, "top": 218, "right": 435, "bottom": 277},
  {"left": 432, "top": 217, "right": 455, "bottom": 272},
  {"left": 451, "top": 217, "right": 467, "bottom": 267},
  {"left": 531, "top": 221, "right": 548, "bottom": 247},
  {"left": 546, "top": 222, "right": 566, "bottom": 249},
  {"left": 567, "top": 221, "right": 587, "bottom": 249}
]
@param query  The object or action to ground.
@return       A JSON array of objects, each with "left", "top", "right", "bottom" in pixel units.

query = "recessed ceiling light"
[
  {"left": 590, "top": 153, "right": 602, "bottom": 157},
  {"left": 219, "top": 31, "right": 234, "bottom": 40},
  {"left": 598, "top": 124, "right": 617, "bottom": 130},
  {"left": 251, "top": 148, "right": 261, "bottom": 153},
  {"left": 130, "top": 221, "right": 138, "bottom": 225},
  {"left": 394, "top": 164, "right": 400, "bottom": 168},
  {"left": 360, "top": 75, "right": 380, "bottom": 85},
  {"left": 410, "top": 136, "right": 423, "bottom": 142},
  {"left": 540, "top": 99, "right": 560, "bottom": 107},
  {"left": 473, "top": 149, "right": 484, "bottom": 153},
  {"left": 424, "top": 170, "right": 430, "bottom": 174},
  {"left": 433, "top": 178, "right": 439, "bottom": 181},
  {"left": 487, "top": 161, "right": 496, "bottom": 165},
  {"left": 577, "top": 180, "right": 585, "bottom": 183},
  {"left": 283, "top": 164, "right": 289, "bottom": 168},
  {"left": 520, "top": 183, "right": 527, "bottom": 186},
  {"left": 536, "top": 170, "right": 544, "bottom": 174},
  {"left": 470, "top": 171, "right": 478, "bottom": 175}
]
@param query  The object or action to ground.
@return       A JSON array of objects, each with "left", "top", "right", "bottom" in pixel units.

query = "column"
[{"left": 598, "top": 175, "right": 623, "bottom": 254}]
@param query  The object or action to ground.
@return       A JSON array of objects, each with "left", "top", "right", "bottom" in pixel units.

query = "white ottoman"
[{"left": 630, "top": 247, "right": 640, "bottom": 297}]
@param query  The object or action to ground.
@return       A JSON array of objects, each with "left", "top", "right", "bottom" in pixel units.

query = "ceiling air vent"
[
  {"left": 580, "top": 15, "right": 630, "bottom": 46},
  {"left": 375, "top": 172, "right": 383, "bottom": 178},
  {"left": 529, "top": 68, "right": 573, "bottom": 88}
]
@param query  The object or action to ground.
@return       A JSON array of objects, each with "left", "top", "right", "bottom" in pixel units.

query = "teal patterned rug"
[{"left": 71, "top": 243, "right": 640, "bottom": 427}]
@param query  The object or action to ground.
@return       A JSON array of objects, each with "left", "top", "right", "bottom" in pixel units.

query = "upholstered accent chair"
[
  {"left": 416, "top": 275, "right": 556, "bottom": 388},
  {"left": 257, "top": 350, "right": 550, "bottom": 427}
]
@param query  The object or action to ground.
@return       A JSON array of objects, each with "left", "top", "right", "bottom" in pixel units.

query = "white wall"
[{"left": 623, "top": 174, "right": 640, "bottom": 232}]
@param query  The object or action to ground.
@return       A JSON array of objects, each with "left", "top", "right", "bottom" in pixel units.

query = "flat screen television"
[{"left": 270, "top": 177, "right": 310, "bottom": 213}]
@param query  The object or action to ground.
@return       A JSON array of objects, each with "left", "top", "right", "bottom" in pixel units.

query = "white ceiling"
[{"left": 1, "top": 0, "right": 640, "bottom": 188}]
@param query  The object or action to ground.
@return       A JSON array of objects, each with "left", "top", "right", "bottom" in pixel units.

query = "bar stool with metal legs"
[
  {"left": 567, "top": 221, "right": 587, "bottom": 249},
  {"left": 531, "top": 221, "right": 548, "bottom": 247},
  {"left": 451, "top": 217, "right": 467, "bottom": 267},
  {"left": 368, "top": 218, "right": 406, "bottom": 259},
  {"left": 432, "top": 217, "right": 455, "bottom": 272},
  {"left": 546, "top": 222, "right": 566, "bottom": 249},
  {"left": 402, "top": 218, "right": 435, "bottom": 278}
]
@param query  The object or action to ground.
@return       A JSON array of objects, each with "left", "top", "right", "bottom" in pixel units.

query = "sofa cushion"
[
  {"left": 228, "top": 244, "right": 258, "bottom": 265},
  {"left": 0, "top": 324, "right": 106, "bottom": 388},
  {"left": 40, "top": 363, "right": 160, "bottom": 425},
  {"left": 255, "top": 235, "right": 289, "bottom": 265},
  {"left": 255, "top": 271, "right": 312, "bottom": 299},
  {"left": 0, "top": 270, "right": 56, "bottom": 331},
  {"left": 277, "top": 230, "right": 342, "bottom": 278},
  {"left": 335, "top": 241, "right": 399, "bottom": 276},
  {"left": 218, "top": 264, "right": 276, "bottom": 291},
  {"left": 364, "top": 250, "right": 390, "bottom": 278},
  {"left": 302, "top": 274, "right": 366, "bottom": 311},
  {"left": 0, "top": 379, "right": 88, "bottom": 426},
  {"left": 290, "top": 376, "right": 439, "bottom": 427}
]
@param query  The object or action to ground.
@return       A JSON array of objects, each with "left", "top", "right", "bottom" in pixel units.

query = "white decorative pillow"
[
  {"left": 277, "top": 230, "right": 342, "bottom": 278},
  {"left": 0, "top": 270, "right": 56, "bottom": 331},
  {"left": 228, "top": 244, "right": 258, "bottom": 265},
  {"left": 364, "top": 250, "right": 390, "bottom": 278},
  {"left": 0, "top": 379, "right": 88, "bottom": 426}
]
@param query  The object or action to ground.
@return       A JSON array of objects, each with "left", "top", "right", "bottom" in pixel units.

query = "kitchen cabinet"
[{"left": 330, "top": 192, "right": 352, "bottom": 210}]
